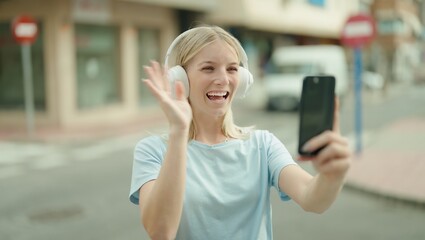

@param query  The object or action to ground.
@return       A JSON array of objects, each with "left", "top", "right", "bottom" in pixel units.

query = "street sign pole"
[
  {"left": 21, "top": 43, "right": 35, "bottom": 138},
  {"left": 354, "top": 47, "right": 363, "bottom": 154},
  {"left": 341, "top": 13, "right": 376, "bottom": 156},
  {"left": 12, "top": 15, "right": 38, "bottom": 139}
]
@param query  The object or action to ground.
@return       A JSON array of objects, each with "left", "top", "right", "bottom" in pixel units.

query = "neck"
[{"left": 192, "top": 116, "right": 227, "bottom": 145}]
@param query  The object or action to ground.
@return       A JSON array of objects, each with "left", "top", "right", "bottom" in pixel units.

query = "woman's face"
[{"left": 185, "top": 40, "right": 239, "bottom": 119}]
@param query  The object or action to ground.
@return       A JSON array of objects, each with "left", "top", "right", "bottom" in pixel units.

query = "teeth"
[{"left": 207, "top": 92, "right": 227, "bottom": 97}]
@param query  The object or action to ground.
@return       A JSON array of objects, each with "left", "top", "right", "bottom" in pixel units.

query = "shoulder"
[
  {"left": 241, "top": 129, "right": 280, "bottom": 148},
  {"left": 135, "top": 135, "right": 167, "bottom": 153},
  {"left": 249, "top": 129, "right": 288, "bottom": 152},
  {"left": 250, "top": 129, "right": 278, "bottom": 142},
  {"left": 133, "top": 135, "right": 169, "bottom": 165}
]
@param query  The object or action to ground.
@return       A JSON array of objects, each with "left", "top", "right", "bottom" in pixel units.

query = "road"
[{"left": 1, "top": 83, "right": 425, "bottom": 240}]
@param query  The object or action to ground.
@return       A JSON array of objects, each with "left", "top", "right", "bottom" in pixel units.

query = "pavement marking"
[{"left": 0, "top": 142, "right": 57, "bottom": 165}]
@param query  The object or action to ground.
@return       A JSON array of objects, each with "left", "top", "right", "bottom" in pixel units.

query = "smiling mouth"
[{"left": 206, "top": 91, "right": 230, "bottom": 101}]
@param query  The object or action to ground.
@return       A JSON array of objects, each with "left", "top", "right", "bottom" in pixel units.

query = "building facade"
[
  {"left": 0, "top": 0, "right": 360, "bottom": 138},
  {"left": 370, "top": 0, "right": 422, "bottom": 84}
]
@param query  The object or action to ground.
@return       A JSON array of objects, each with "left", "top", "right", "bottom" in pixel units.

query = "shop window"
[
  {"left": 75, "top": 24, "right": 120, "bottom": 109},
  {"left": 138, "top": 28, "right": 160, "bottom": 107},
  {"left": 0, "top": 21, "right": 46, "bottom": 110}
]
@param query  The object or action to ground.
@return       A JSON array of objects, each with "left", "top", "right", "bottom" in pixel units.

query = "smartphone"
[{"left": 298, "top": 75, "right": 335, "bottom": 157}]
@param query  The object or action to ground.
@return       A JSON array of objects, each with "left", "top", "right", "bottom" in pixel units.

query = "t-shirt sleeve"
[
  {"left": 129, "top": 136, "right": 165, "bottom": 205},
  {"left": 264, "top": 131, "right": 297, "bottom": 201}
]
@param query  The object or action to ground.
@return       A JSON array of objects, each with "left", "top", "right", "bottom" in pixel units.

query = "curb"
[{"left": 344, "top": 182, "right": 425, "bottom": 209}]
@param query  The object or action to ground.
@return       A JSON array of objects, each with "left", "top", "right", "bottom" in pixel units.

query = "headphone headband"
[{"left": 164, "top": 27, "right": 249, "bottom": 70}]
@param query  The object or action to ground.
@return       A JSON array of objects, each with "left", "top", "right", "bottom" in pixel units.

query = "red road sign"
[
  {"left": 11, "top": 15, "right": 38, "bottom": 44},
  {"left": 341, "top": 13, "right": 376, "bottom": 47}
]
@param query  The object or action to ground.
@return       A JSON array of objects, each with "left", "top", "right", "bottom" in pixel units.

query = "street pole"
[
  {"left": 21, "top": 43, "right": 35, "bottom": 138},
  {"left": 354, "top": 47, "right": 363, "bottom": 155},
  {"left": 340, "top": 13, "right": 376, "bottom": 156},
  {"left": 12, "top": 15, "right": 38, "bottom": 139}
]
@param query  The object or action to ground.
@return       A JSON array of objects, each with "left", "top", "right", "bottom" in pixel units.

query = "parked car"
[{"left": 263, "top": 45, "right": 349, "bottom": 111}]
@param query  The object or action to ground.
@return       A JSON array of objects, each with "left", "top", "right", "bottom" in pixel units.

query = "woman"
[{"left": 129, "top": 25, "right": 351, "bottom": 240}]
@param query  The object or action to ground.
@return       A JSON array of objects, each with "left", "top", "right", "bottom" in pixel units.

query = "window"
[
  {"left": 308, "top": 0, "right": 325, "bottom": 7},
  {"left": 0, "top": 21, "right": 46, "bottom": 110},
  {"left": 75, "top": 24, "right": 120, "bottom": 109},
  {"left": 138, "top": 28, "right": 160, "bottom": 107},
  {"left": 377, "top": 18, "right": 407, "bottom": 35}
]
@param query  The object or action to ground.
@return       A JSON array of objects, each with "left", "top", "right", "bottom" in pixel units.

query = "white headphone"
[{"left": 164, "top": 28, "right": 254, "bottom": 99}]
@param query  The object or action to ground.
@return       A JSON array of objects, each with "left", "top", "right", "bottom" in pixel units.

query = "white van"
[{"left": 263, "top": 45, "right": 349, "bottom": 111}]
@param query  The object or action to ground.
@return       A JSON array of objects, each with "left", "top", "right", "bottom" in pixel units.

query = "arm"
[
  {"left": 138, "top": 61, "right": 192, "bottom": 239},
  {"left": 280, "top": 97, "right": 351, "bottom": 213},
  {"left": 139, "top": 128, "right": 188, "bottom": 239},
  {"left": 279, "top": 133, "right": 350, "bottom": 213}
]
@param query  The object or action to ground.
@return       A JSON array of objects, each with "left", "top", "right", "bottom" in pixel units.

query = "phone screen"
[{"left": 298, "top": 76, "right": 335, "bottom": 156}]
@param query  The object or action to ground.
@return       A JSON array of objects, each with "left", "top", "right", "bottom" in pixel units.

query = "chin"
[{"left": 211, "top": 107, "right": 230, "bottom": 118}]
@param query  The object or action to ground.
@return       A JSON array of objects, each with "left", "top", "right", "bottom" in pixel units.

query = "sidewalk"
[
  {"left": 346, "top": 116, "right": 425, "bottom": 205},
  {"left": 0, "top": 114, "right": 167, "bottom": 143}
]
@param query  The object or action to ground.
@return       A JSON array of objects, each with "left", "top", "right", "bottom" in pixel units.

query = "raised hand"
[{"left": 142, "top": 61, "right": 192, "bottom": 132}]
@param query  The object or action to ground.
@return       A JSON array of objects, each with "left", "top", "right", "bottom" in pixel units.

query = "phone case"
[{"left": 298, "top": 76, "right": 335, "bottom": 157}]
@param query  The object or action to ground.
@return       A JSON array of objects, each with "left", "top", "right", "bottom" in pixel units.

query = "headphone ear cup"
[
  {"left": 168, "top": 65, "right": 189, "bottom": 98},
  {"left": 235, "top": 67, "right": 254, "bottom": 98}
]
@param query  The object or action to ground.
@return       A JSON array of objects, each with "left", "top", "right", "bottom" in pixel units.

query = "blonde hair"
[{"left": 169, "top": 25, "right": 254, "bottom": 140}]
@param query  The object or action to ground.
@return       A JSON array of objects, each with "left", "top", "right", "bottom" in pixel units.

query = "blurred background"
[{"left": 1, "top": 0, "right": 425, "bottom": 239}]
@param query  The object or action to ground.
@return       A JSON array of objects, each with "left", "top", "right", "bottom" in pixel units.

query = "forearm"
[
  {"left": 142, "top": 129, "right": 188, "bottom": 238},
  {"left": 301, "top": 174, "right": 346, "bottom": 213}
]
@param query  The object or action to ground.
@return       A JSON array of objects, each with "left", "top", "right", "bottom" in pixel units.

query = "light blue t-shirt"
[{"left": 129, "top": 130, "right": 296, "bottom": 240}]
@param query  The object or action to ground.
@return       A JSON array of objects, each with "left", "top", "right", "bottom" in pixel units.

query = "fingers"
[
  {"left": 304, "top": 131, "right": 351, "bottom": 177},
  {"left": 302, "top": 130, "right": 348, "bottom": 154},
  {"left": 313, "top": 154, "right": 351, "bottom": 176},
  {"left": 174, "top": 81, "right": 187, "bottom": 101},
  {"left": 313, "top": 144, "right": 351, "bottom": 177},
  {"left": 315, "top": 140, "right": 351, "bottom": 163},
  {"left": 142, "top": 79, "right": 163, "bottom": 100},
  {"left": 143, "top": 61, "right": 170, "bottom": 93},
  {"left": 156, "top": 61, "right": 171, "bottom": 93}
]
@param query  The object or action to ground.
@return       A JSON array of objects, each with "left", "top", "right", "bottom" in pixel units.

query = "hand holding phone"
[{"left": 298, "top": 76, "right": 335, "bottom": 157}]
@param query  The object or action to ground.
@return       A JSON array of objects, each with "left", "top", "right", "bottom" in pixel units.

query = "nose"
[{"left": 213, "top": 68, "right": 230, "bottom": 85}]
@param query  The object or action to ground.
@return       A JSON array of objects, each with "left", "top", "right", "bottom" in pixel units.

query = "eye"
[
  {"left": 228, "top": 66, "right": 238, "bottom": 72},
  {"left": 202, "top": 66, "right": 214, "bottom": 71}
]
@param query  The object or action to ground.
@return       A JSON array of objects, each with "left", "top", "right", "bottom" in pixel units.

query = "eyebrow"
[{"left": 198, "top": 61, "right": 239, "bottom": 66}]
